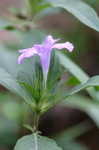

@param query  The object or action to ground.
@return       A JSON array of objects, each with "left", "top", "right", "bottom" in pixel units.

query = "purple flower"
[{"left": 18, "top": 35, "right": 74, "bottom": 77}]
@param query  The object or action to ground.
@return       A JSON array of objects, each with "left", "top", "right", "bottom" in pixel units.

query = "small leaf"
[
  {"left": 14, "top": 134, "right": 62, "bottom": 150},
  {"left": 50, "top": 0, "right": 99, "bottom": 32},
  {"left": 23, "top": 124, "right": 34, "bottom": 132}
]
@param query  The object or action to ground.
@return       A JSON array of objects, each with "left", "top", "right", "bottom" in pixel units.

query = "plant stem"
[{"left": 33, "top": 112, "right": 40, "bottom": 132}]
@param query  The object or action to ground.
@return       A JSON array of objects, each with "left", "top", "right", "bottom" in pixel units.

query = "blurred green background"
[{"left": 0, "top": 0, "right": 99, "bottom": 150}]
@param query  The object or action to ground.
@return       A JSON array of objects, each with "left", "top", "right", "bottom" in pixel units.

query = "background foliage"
[{"left": 0, "top": 0, "right": 99, "bottom": 150}]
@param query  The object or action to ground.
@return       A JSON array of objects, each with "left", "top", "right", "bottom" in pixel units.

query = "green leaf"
[
  {"left": 27, "top": 0, "right": 50, "bottom": 16},
  {"left": 56, "top": 51, "right": 98, "bottom": 100},
  {"left": 54, "top": 120, "right": 92, "bottom": 142},
  {"left": 2, "top": 101, "right": 22, "bottom": 121},
  {"left": 47, "top": 51, "right": 62, "bottom": 90},
  {"left": 54, "top": 121, "right": 90, "bottom": 150},
  {"left": 0, "top": 48, "right": 36, "bottom": 104},
  {"left": 65, "top": 75, "right": 99, "bottom": 97},
  {"left": 63, "top": 94, "right": 99, "bottom": 126},
  {"left": 0, "top": 68, "right": 22, "bottom": 96},
  {"left": 84, "top": 0, "right": 97, "bottom": 5},
  {"left": 55, "top": 141, "right": 89, "bottom": 150},
  {"left": 23, "top": 124, "right": 34, "bottom": 132},
  {"left": 17, "top": 55, "right": 44, "bottom": 103},
  {"left": 50, "top": 0, "right": 99, "bottom": 32},
  {"left": 14, "top": 134, "right": 62, "bottom": 150},
  {"left": 56, "top": 51, "right": 89, "bottom": 82},
  {"left": 0, "top": 118, "right": 19, "bottom": 146},
  {"left": 0, "top": 68, "right": 32, "bottom": 104},
  {"left": 0, "top": 47, "right": 18, "bottom": 76}
]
